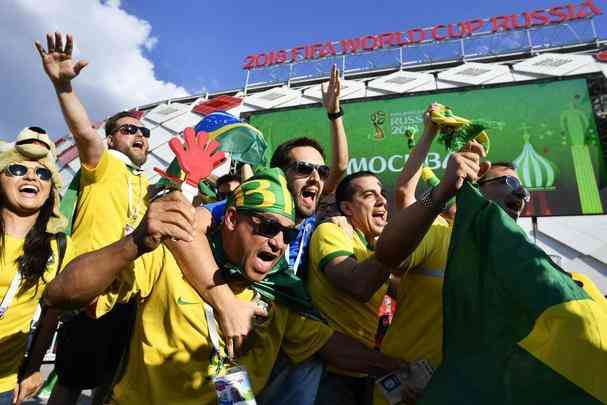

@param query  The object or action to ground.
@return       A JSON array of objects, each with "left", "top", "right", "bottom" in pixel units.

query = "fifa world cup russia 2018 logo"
[{"left": 371, "top": 111, "right": 386, "bottom": 140}]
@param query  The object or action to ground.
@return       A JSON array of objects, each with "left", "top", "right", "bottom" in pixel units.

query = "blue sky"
[{"left": 120, "top": 0, "right": 607, "bottom": 94}]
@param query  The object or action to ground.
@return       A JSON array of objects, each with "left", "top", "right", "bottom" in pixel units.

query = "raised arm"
[
  {"left": 394, "top": 104, "right": 440, "bottom": 210},
  {"left": 321, "top": 65, "right": 349, "bottom": 194},
  {"left": 376, "top": 142, "right": 488, "bottom": 268},
  {"left": 35, "top": 32, "right": 104, "bottom": 167},
  {"left": 165, "top": 207, "right": 267, "bottom": 359},
  {"left": 44, "top": 193, "right": 195, "bottom": 309},
  {"left": 324, "top": 255, "right": 395, "bottom": 302}
]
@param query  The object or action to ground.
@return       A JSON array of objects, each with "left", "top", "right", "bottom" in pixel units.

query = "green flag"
[{"left": 420, "top": 182, "right": 607, "bottom": 405}]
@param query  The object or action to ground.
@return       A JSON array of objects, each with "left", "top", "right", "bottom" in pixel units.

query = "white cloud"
[{"left": 0, "top": 0, "right": 189, "bottom": 140}]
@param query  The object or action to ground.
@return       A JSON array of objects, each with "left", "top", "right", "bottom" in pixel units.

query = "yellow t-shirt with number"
[
  {"left": 374, "top": 218, "right": 451, "bottom": 405},
  {"left": 95, "top": 245, "right": 333, "bottom": 405},
  {"left": 307, "top": 222, "right": 388, "bottom": 375},
  {"left": 72, "top": 150, "right": 148, "bottom": 255},
  {"left": 0, "top": 235, "right": 74, "bottom": 392}
]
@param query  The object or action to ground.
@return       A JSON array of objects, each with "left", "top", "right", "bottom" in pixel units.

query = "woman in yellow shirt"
[{"left": 0, "top": 128, "right": 71, "bottom": 405}]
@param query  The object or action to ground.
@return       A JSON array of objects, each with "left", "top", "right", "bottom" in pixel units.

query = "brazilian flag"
[
  {"left": 194, "top": 111, "right": 270, "bottom": 168},
  {"left": 420, "top": 182, "right": 607, "bottom": 404}
]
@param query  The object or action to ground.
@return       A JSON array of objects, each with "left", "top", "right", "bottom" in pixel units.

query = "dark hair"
[
  {"left": 491, "top": 161, "right": 516, "bottom": 171},
  {"left": 0, "top": 190, "right": 55, "bottom": 293},
  {"left": 216, "top": 174, "right": 241, "bottom": 188},
  {"left": 480, "top": 161, "right": 517, "bottom": 182},
  {"left": 335, "top": 171, "right": 378, "bottom": 215},
  {"left": 105, "top": 111, "right": 140, "bottom": 137},
  {"left": 270, "top": 137, "right": 326, "bottom": 169}
]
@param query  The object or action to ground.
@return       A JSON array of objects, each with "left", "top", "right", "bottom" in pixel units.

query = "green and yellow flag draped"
[{"left": 420, "top": 182, "right": 607, "bottom": 405}]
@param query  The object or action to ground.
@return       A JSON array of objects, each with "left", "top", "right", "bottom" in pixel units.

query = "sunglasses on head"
[
  {"left": 288, "top": 161, "right": 330, "bottom": 180},
  {"left": 5, "top": 163, "right": 52, "bottom": 182},
  {"left": 478, "top": 175, "right": 530, "bottom": 202},
  {"left": 113, "top": 124, "right": 150, "bottom": 138},
  {"left": 241, "top": 211, "right": 298, "bottom": 244}
]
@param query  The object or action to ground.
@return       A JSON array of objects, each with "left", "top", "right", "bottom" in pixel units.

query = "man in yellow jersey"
[
  {"left": 44, "top": 169, "right": 405, "bottom": 405},
  {"left": 36, "top": 32, "right": 152, "bottom": 404},
  {"left": 307, "top": 170, "right": 396, "bottom": 405}
]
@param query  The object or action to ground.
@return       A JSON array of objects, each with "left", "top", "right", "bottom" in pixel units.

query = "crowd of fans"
[{"left": 0, "top": 32, "right": 606, "bottom": 405}]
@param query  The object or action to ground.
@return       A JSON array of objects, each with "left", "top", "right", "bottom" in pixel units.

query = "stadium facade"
[{"left": 54, "top": 2, "right": 607, "bottom": 292}]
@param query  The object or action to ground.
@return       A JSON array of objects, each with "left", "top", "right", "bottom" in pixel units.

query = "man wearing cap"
[
  {"left": 35, "top": 32, "right": 154, "bottom": 404},
  {"left": 44, "top": 168, "right": 405, "bottom": 405}
]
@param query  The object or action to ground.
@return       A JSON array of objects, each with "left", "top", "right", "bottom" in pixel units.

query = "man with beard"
[
  {"left": 211, "top": 64, "right": 348, "bottom": 276},
  {"left": 306, "top": 171, "right": 393, "bottom": 405},
  {"left": 43, "top": 169, "right": 405, "bottom": 405},
  {"left": 36, "top": 32, "right": 151, "bottom": 405}
]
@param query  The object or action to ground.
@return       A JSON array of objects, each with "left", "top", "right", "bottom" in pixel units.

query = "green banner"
[{"left": 248, "top": 78, "right": 607, "bottom": 217}]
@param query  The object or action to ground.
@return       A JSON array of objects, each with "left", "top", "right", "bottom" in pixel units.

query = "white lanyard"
[
  {"left": 108, "top": 150, "right": 144, "bottom": 223},
  {"left": 0, "top": 271, "right": 22, "bottom": 319},
  {"left": 292, "top": 224, "right": 308, "bottom": 275},
  {"left": 203, "top": 302, "right": 227, "bottom": 361}
]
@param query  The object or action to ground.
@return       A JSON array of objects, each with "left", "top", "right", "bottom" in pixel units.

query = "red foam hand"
[{"left": 168, "top": 127, "right": 226, "bottom": 187}]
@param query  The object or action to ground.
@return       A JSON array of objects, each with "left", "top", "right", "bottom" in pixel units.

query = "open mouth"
[
  {"left": 19, "top": 184, "right": 39, "bottom": 196},
  {"left": 132, "top": 139, "right": 145, "bottom": 150},
  {"left": 301, "top": 187, "right": 318, "bottom": 207},
  {"left": 372, "top": 210, "right": 387, "bottom": 222},
  {"left": 257, "top": 251, "right": 277, "bottom": 263},
  {"left": 254, "top": 250, "right": 278, "bottom": 275}
]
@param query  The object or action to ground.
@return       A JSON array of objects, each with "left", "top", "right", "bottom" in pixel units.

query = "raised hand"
[
  {"left": 321, "top": 64, "right": 341, "bottom": 114},
  {"left": 436, "top": 140, "right": 490, "bottom": 202},
  {"left": 132, "top": 192, "right": 196, "bottom": 254},
  {"left": 168, "top": 127, "right": 227, "bottom": 187},
  {"left": 423, "top": 102, "right": 441, "bottom": 138},
  {"left": 35, "top": 32, "right": 88, "bottom": 86}
]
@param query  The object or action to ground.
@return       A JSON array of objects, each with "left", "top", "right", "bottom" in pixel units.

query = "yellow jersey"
[
  {"left": 374, "top": 218, "right": 451, "bottom": 405},
  {"left": 0, "top": 234, "right": 74, "bottom": 392},
  {"left": 307, "top": 222, "right": 388, "bottom": 375},
  {"left": 72, "top": 149, "right": 148, "bottom": 256},
  {"left": 95, "top": 244, "right": 333, "bottom": 405}
]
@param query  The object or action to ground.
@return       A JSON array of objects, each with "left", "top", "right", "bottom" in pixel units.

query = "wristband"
[
  {"left": 327, "top": 109, "right": 344, "bottom": 121},
  {"left": 420, "top": 186, "right": 446, "bottom": 214}
]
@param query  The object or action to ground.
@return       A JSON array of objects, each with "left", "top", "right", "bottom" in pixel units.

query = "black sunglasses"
[
  {"left": 478, "top": 175, "right": 530, "bottom": 202},
  {"left": 242, "top": 211, "right": 298, "bottom": 244},
  {"left": 288, "top": 161, "right": 330, "bottom": 181},
  {"left": 5, "top": 163, "right": 52, "bottom": 182},
  {"left": 113, "top": 124, "right": 151, "bottom": 138}
]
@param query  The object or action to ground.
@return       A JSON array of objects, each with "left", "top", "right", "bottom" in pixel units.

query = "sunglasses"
[
  {"left": 5, "top": 163, "right": 52, "bottom": 182},
  {"left": 478, "top": 175, "right": 530, "bottom": 202},
  {"left": 288, "top": 161, "right": 330, "bottom": 181},
  {"left": 113, "top": 124, "right": 151, "bottom": 138},
  {"left": 242, "top": 211, "right": 298, "bottom": 244}
]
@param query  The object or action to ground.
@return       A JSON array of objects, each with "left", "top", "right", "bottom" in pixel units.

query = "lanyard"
[
  {"left": 291, "top": 224, "right": 308, "bottom": 275},
  {"left": 108, "top": 150, "right": 145, "bottom": 224},
  {"left": 203, "top": 302, "right": 230, "bottom": 375},
  {"left": 0, "top": 271, "right": 22, "bottom": 318}
]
